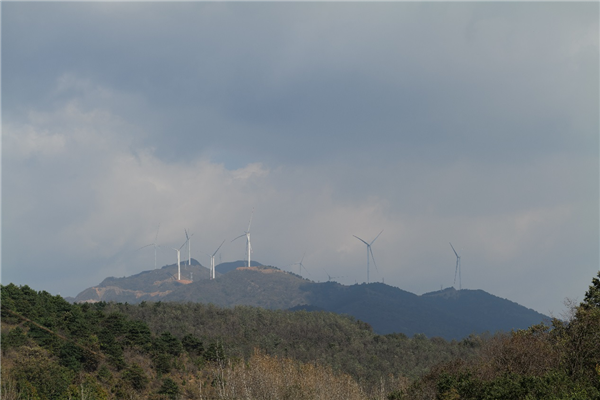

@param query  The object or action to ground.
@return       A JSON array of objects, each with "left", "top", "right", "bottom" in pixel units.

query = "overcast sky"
[{"left": 2, "top": 2, "right": 598, "bottom": 317}]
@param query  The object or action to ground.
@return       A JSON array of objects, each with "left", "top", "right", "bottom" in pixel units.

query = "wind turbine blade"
[
  {"left": 232, "top": 234, "right": 245, "bottom": 242},
  {"left": 247, "top": 208, "right": 254, "bottom": 232},
  {"left": 300, "top": 252, "right": 306, "bottom": 264},
  {"left": 185, "top": 229, "right": 189, "bottom": 241},
  {"left": 370, "top": 247, "right": 379, "bottom": 272},
  {"left": 300, "top": 262, "right": 310, "bottom": 275},
  {"left": 370, "top": 229, "right": 384, "bottom": 245},
  {"left": 136, "top": 243, "right": 153, "bottom": 251},
  {"left": 232, "top": 233, "right": 246, "bottom": 242},
  {"left": 353, "top": 235, "right": 369, "bottom": 246},
  {"left": 450, "top": 242, "right": 459, "bottom": 258},
  {"left": 179, "top": 241, "right": 187, "bottom": 250},
  {"left": 212, "top": 239, "right": 226, "bottom": 257}
]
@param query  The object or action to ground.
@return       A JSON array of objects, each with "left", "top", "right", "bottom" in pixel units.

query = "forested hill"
[
  {"left": 0, "top": 283, "right": 479, "bottom": 399},
  {"left": 303, "top": 283, "right": 549, "bottom": 339},
  {"left": 73, "top": 262, "right": 549, "bottom": 340},
  {"left": 3, "top": 271, "right": 600, "bottom": 399}
]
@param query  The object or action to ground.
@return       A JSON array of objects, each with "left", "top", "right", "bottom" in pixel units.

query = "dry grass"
[{"left": 198, "top": 350, "right": 367, "bottom": 400}]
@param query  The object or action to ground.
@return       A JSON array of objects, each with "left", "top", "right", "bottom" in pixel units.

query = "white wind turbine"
[
  {"left": 172, "top": 240, "right": 187, "bottom": 281},
  {"left": 209, "top": 240, "right": 226, "bottom": 280},
  {"left": 137, "top": 224, "right": 161, "bottom": 269},
  {"left": 292, "top": 252, "right": 309, "bottom": 277},
  {"left": 450, "top": 242, "right": 462, "bottom": 290},
  {"left": 232, "top": 209, "right": 254, "bottom": 268},
  {"left": 185, "top": 229, "right": 194, "bottom": 266},
  {"left": 353, "top": 230, "right": 383, "bottom": 284}
]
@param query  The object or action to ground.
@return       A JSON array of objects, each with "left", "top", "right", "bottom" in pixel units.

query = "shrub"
[
  {"left": 158, "top": 377, "right": 180, "bottom": 399},
  {"left": 122, "top": 363, "right": 149, "bottom": 390}
]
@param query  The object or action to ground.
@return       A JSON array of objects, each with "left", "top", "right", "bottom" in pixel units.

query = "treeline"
[
  {"left": 2, "top": 271, "right": 599, "bottom": 399},
  {"left": 1, "top": 283, "right": 477, "bottom": 399}
]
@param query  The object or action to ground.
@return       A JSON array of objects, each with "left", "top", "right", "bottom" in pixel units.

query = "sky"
[{"left": 2, "top": 2, "right": 598, "bottom": 317}]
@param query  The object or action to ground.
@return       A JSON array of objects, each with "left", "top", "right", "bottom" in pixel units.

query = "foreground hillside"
[
  {"left": 73, "top": 262, "right": 549, "bottom": 340},
  {"left": 1, "top": 283, "right": 477, "bottom": 399},
  {"left": 2, "top": 271, "right": 600, "bottom": 399}
]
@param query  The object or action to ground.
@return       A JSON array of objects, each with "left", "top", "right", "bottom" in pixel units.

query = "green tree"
[
  {"left": 99, "top": 333, "right": 126, "bottom": 370},
  {"left": 205, "top": 341, "right": 225, "bottom": 362},
  {"left": 125, "top": 320, "right": 152, "bottom": 348},
  {"left": 122, "top": 363, "right": 149, "bottom": 390},
  {"left": 59, "top": 342, "right": 85, "bottom": 372},
  {"left": 97, "top": 364, "right": 113, "bottom": 383},
  {"left": 582, "top": 271, "right": 600, "bottom": 310},
  {"left": 2, "top": 327, "right": 28, "bottom": 350},
  {"left": 155, "top": 332, "right": 183, "bottom": 356},
  {"left": 153, "top": 353, "right": 172, "bottom": 375},
  {"left": 158, "top": 377, "right": 180, "bottom": 399},
  {"left": 101, "top": 312, "right": 129, "bottom": 336},
  {"left": 182, "top": 333, "right": 204, "bottom": 356}
]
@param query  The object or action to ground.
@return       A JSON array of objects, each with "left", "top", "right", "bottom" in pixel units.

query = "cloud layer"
[{"left": 2, "top": 2, "right": 598, "bottom": 316}]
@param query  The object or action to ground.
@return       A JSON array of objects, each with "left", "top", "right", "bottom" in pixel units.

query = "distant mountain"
[
  {"left": 74, "top": 261, "right": 549, "bottom": 340},
  {"left": 304, "top": 284, "right": 548, "bottom": 339},
  {"left": 420, "top": 287, "right": 548, "bottom": 338}
]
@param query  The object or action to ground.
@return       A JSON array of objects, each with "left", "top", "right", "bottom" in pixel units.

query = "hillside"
[
  {"left": 215, "top": 260, "right": 265, "bottom": 274},
  {"left": 0, "top": 283, "right": 479, "bottom": 399},
  {"left": 3, "top": 271, "right": 600, "bottom": 400},
  {"left": 297, "top": 282, "right": 548, "bottom": 339},
  {"left": 420, "top": 287, "right": 549, "bottom": 338},
  {"left": 74, "top": 259, "right": 215, "bottom": 303},
  {"left": 162, "top": 266, "right": 309, "bottom": 309},
  {"left": 73, "top": 261, "right": 549, "bottom": 340}
]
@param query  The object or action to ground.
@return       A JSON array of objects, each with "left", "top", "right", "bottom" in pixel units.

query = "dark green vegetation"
[
  {"left": 1, "top": 282, "right": 476, "bottom": 399},
  {"left": 102, "top": 301, "right": 477, "bottom": 382},
  {"left": 2, "top": 271, "right": 600, "bottom": 399},
  {"left": 400, "top": 271, "right": 600, "bottom": 399},
  {"left": 73, "top": 261, "right": 548, "bottom": 340}
]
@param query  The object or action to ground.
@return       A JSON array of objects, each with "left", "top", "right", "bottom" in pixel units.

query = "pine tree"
[{"left": 581, "top": 271, "right": 600, "bottom": 310}]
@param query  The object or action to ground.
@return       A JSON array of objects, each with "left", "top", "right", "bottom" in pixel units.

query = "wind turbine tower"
[
  {"left": 172, "top": 240, "right": 187, "bottom": 281},
  {"left": 210, "top": 240, "right": 226, "bottom": 280},
  {"left": 295, "top": 252, "right": 308, "bottom": 276},
  {"left": 185, "top": 229, "right": 194, "bottom": 266},
  {"left": 137, "top": 224, "right": 161, "bottom": 269},
  {"left": 232, "top": 209, "right": 254, "bottom": 268},
  {"left": 353, "top": 230, "right": 383, "bottom": 284},
  {"left": 450, "top": 242, "right": 461, "bottom": 290},
  {"left": 297, "top": 252, "right": 306, "bottom": 275}
]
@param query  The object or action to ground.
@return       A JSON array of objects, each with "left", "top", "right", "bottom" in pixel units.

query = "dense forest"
[{"left": 2, "top": 271, "right": 600, "bottom": 399}]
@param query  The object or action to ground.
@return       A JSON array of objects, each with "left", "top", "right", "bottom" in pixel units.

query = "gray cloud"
[{"left": 2, "top": 2, "right": 598, "bottom": 317}]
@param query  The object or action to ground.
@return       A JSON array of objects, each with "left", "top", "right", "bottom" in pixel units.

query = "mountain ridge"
[{"left": 72, "top": 260, "right": 549, "bottom": 340}]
